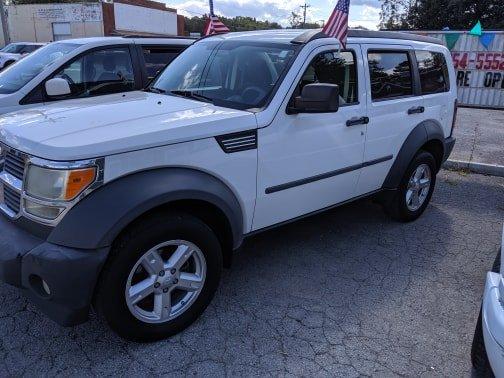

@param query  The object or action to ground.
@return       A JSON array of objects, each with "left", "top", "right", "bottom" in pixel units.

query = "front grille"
[
  {"left": 3, "top": 185, "right": 21, "bottom": 213},
  {"left": 4, "top": 150, "right": 25, "bottom": 180}
]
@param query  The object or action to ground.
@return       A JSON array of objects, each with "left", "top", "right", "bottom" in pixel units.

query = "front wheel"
[
  {"left": 384, "top": 150, "right": 437, "bottom": 222},
  {"left": 95, "top": 212, "right": 223, "bottom": 342}
]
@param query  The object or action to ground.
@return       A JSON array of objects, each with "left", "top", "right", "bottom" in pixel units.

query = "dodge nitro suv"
[{"left": 0, "top": 29, "right": 457, "bottom": 341}]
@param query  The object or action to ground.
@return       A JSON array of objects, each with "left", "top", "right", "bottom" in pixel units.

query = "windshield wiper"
[
  {"left": 147, "top": 87, "right": 166, "bottom": 94},
  {"left": 170, "top": 90, "right": 214, "bottom": 104}
]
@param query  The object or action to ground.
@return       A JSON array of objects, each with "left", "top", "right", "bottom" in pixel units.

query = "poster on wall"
[{"left": 35, "top": 4, "right": 102, "bottom": 22}]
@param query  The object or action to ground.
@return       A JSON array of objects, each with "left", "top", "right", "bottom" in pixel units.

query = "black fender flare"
[
  {"left": 382, "top": 120, "right": 445, "bottom": 190},
  {"left": 48, "top": 168, "right": 244, "bottom": 250}
]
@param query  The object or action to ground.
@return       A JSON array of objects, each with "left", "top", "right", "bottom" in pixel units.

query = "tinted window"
[
  {"left": 142, "top": 47, "right": 180, "bottom": 82},
  {"left": 52, "top": 47, "right": 135, "bottom": 98},
  {"left": 1, "top": 44, "right": 25, "bottom": 54},
  {"left": 0, "top": 42, "right": 78, "bottom": 94},
  {"left": 152, "top": 41, "right": 298, "bottom": 110},
  {"left": 415, "top": 51, "right": 449, "bottom": 94},
  {"left": 368, "top": 51, "right": 413, "bottom": 100},
  {"left": 297, "top": 50, "right": 357, "bottom": 104},
  {"left": 20, "top": 45, "right": 42, "bottom": 54}
]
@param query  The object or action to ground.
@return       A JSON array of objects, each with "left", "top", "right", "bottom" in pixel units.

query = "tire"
[
  {"left": 95, "top": 212, "right": 223, "bottom": 342},
  {"left": 470, "top": 249, "right": 500, "bottom": 377},
  {"left": 384, "top": 150, "right": 437, "bottom": 222}
]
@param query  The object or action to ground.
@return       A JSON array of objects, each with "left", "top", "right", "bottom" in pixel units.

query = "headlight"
[{"left": 25, "top": 165, "right": 96, "bottom": 201}]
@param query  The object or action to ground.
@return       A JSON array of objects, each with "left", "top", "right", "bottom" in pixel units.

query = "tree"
[
  {"left": 288, "top": 12, "right": 303, "bottom": 28},
  {"left": 184, "top": 15, "right": 282, "bottom": 35},
  {"left": 380, "top": 0, "right": 504, "bottom": 30}
]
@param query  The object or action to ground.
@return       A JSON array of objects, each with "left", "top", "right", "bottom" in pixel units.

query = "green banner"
[
  {"left": 469, "top": 20, "right": 483, "bottom": 36},
  {"left": 445, "top": 33, "right": 460, "bottom": 50}
]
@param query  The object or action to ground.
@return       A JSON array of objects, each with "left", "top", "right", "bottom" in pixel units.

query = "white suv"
[
  {"left": 0, "top": 29, "right": 457, "bottom": 341},
  {"left": 0, "top": 37, "right": 193, "bottom": 114}
]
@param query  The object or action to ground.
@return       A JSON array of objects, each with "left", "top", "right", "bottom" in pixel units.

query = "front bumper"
[
  {"left": 0, "top": 214, "right": 108, "bottom": 326},
  {"left": 482, "top": 270, "right": 504, "bottom": 376}
]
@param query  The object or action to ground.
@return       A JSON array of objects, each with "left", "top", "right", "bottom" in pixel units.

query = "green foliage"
[
  {"left": 380, "top": 0, "right": 504, "bottom": 30},
  {"left": 184, "top": 15, "right": 282, "bottom": 34}
]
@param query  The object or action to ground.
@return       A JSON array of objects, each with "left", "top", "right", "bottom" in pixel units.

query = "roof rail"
[
  {"left": 117, "top": 33, "right": 197, "bottom": 40},
  {"left": 290, "top": 28, "right": 443, "bottom": 46}
]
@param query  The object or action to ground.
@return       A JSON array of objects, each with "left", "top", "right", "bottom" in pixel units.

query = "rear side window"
[
  {"left": 297, "top": 50, "right": 358, "bottom": 104},
  {"left": 415, "top": 51, "right": 450, "bottom": 94},
  {"left": 368, "top": 51, "right": 413, "bottom": 100},
  {"left": 142, "top": 47, "right": 180, "bottom": 82}
]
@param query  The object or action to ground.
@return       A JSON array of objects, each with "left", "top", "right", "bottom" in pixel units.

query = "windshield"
[
  {"left": 0, "top": 42, "right": 79, "bottom": 94},
  {"left": 1, "top": 44, "right": 24, "bottom": 54},
  {"left": 151, "top": 40, "right": 298, "bottom": 110}
]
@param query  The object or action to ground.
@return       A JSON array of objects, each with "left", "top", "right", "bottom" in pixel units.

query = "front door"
[{"left": 253, "top": 44, "right": 368, "bottom": 230}]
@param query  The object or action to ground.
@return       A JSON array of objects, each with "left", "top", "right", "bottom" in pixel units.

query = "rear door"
[{"left": 355, "top": 44, "right": 426, "bottom": 195}]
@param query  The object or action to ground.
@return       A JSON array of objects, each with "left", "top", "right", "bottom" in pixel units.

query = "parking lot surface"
[
  {"left": 452, "top": 107, "right": 504, "bottom": 166},
  {"left": 0, "top": 170, "right": 503, "bottom": 376}
]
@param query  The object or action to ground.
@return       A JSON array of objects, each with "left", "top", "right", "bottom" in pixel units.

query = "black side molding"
[{"left": 265, "top": 155, "right": 393, "bottom": 194}]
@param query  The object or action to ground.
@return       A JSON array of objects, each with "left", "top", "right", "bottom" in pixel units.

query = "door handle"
[
  {"left": 346, "top": 116, "right": 369, "bottom": 127},
  {"left": 408, "top": 106, "right": 425, "bottom": 115}
]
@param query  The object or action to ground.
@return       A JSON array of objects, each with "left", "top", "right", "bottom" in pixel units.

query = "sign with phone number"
[
  {"left": 452, "top": 52, "right": 504, "bottom": 70},
  {"left": 452, "top": 52, "right": 504, "bottom": 89}
]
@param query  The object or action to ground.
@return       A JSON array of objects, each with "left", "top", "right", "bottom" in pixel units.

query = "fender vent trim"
[{"left": 216, "top": 130, "right": 257, "bottom": 153}]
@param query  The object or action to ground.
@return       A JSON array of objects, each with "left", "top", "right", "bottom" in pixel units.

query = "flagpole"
[{"left": 209, "top": 0, "right": 214, "bottom": 16}]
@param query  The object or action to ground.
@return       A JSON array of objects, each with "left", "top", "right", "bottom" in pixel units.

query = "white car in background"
[
  {"left": 472, "top": 226, "right": 504, "bottom": 377},
  {"left": 0, "top": 42, "right": 45, "bottom": 70},
  {"left": 0, "top": 36, "right": 193, "bottom": 114}
]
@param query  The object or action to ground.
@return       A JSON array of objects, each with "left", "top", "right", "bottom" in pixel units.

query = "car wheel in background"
[{"left": 471, "top": 249, "right": 501, "bottom": 377}]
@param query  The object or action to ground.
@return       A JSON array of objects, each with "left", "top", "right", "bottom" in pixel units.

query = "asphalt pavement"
[
  {"left": 451, "top": 107, "right": 504, "bottom": 167},
  {"left": 0, "top": 170, "right": 503, "bottom": 376}
]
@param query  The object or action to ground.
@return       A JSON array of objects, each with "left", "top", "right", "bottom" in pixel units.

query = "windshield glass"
[
  {"left": 1, "top": 44, "right": 24, "bottom": 54},
  {"left": 0, "top": 42, "right": 79, "bottom": 94},
  {"left": 151, "top": 40, "right": 298, "bottom": 110}
]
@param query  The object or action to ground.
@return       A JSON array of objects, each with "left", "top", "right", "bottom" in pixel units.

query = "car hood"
[{"left": 0, "top": 91, "right": 258, "bottom": 161}]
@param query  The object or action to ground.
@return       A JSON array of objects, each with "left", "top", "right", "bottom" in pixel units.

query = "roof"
[
  {"left": 203, "top": 28, "right": 443, "bottom": 46},
  {"left": 53, "top": 36, "right": 194, "bottom": 46},
  {"left": 9, "top": 42, "right": 45, "bottom": 46}
]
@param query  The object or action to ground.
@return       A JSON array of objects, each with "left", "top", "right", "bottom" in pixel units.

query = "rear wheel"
[
  {"left": 384, "top": 150, "right": 437, "bottom": 222},
  {"left": 95, "top": 212, "right": 223, "bottom": 342}
]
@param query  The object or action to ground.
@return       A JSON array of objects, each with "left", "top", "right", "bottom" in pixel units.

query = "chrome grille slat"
[
  {"left": 3, "top": 185, "right": 21, "bottom": 213},
  {"left": 216, "top": 130, "right": 258, "bottom": 153},
  {"left": 4, "top": 150, "right": 25, "bottom": 180}
]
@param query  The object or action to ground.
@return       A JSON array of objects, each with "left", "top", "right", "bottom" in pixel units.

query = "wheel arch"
[
  {"left": 382, "top": 119, "right": 445, "bottom": 190},
  {"left": 48, "top": 168, "right": 245, "bottom": 260}
]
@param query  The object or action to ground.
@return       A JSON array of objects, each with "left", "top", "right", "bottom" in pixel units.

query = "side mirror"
[
  {"left": 289, "top": 83, "right": 340, "bottom": 114},
  {"left": 45, "top": 78, "right": 71, "bottom": 97}
]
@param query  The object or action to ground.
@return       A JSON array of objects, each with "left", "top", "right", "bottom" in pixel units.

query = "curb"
[{"left": 443, "top": 159, "right": 504, "bottom": 177}]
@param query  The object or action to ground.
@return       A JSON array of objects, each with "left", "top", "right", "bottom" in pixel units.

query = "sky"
[{"left": 166, "top": 0, "right": 382, "bottom": 30}]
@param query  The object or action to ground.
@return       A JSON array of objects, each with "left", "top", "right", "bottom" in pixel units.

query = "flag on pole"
[
  {"left": 322, "top": 0, "right": 350, "bottom": 48},
  {"left": 203, "top": 15, "right": 230, "bottom": 36}
]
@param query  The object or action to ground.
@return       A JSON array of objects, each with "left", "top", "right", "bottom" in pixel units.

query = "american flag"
[
  {"left": 322, "top": 0, "right": 350, "bottom": 48},
  {"left": 203, "top": 15, "right": 230, "bottom": 36}
]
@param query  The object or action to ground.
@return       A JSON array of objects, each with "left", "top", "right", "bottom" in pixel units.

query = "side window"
[
  {"left": 20, "top": 45, "right": 39, "bottom": 54},
  {"left": 415, "top": 51, "right": 450, "bottom": 94},
  {"left": 142, "top": 47, "right": 180, "bottom": 82},
  {"left": 51, "top": 47, "right": 135, "bottom": 99},
  {"left": 297, "top": 50, "right": 358, "bottom": 105},
  {"left": 368, "top": 51, "right": 413, "bottom": 101}
]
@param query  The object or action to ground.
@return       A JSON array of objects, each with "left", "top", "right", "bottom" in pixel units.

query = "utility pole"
[
  {"left": 300, "top": 3, "right": 310, "bottom": 28},
  {"left": 0, "top": 0, "right": 10, "bottom": 46},
  {"left": 208, "top": 0, "right": 214, "bottom": 16}
]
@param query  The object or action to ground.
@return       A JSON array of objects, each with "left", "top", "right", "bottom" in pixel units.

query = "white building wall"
[{"left": 6, "top": 3, "right": 104, "bottom": 43}]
